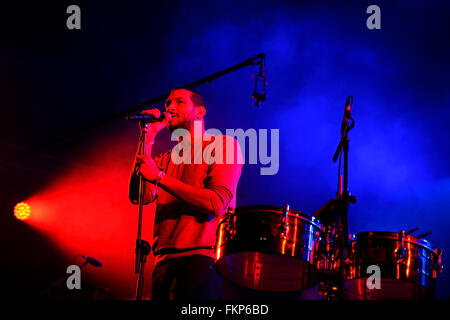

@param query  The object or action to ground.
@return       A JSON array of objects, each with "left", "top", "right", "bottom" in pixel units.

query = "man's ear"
[{"left": 195, "top": 106, "right": 206, "bottom": 119}]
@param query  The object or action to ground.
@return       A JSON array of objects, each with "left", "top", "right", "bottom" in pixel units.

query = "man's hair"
[{"left": 171, "top": 87, "right": 207, "bottom": 109}]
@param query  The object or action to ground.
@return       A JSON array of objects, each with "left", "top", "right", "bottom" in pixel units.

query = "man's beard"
[{"left": 167, "top": 118, "right": 193, "bottom": 133}]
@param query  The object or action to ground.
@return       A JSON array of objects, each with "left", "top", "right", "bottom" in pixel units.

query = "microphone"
[
  {"left": 82, "top": 255, "right": 103, "bottom": 267},
  {"left": 345, "top": 96, "right": 352, "bottom": 111},
  {"left": 341, "top": 96, "right": 353, "bottom": 133},
  {"left": 252, "top": 55, "right": 266, "bottom": 107},
  {"left": 126, "top": 112, "right": 170, "bottom": 122}
]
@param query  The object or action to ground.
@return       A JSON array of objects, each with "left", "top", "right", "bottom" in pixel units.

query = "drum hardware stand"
[
  {"left": 395, "top": 230, "right": 407, "bottom": 275},
  {"left": 280, "top": 204, "right": 290, "bottom": 238},
  {"left": 133, "top": 121, "right": 152, "bottom": 300},
  {"left": 405, "top": 227, "right": 420, "bottom": 235},
  {"left": 329, "top": 96, "right": 356, "bottom": 300},
  {"left": 428, "top": 246, "right": 443, "bottom": 300},
  {"left": 434, "top": 248, "right": 443, "bottom": 277},
  {"left": 228, "top": 207, "right": 237, "bottom": 239},
  {"left": 416, "top": 231, "right": 433, "bottom": 239}
]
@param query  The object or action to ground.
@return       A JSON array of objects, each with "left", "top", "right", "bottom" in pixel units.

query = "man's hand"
[
  {"left": 136, "top": 154, "right": 161, "bottom": 182},
  {"left": 141, "top": 108, "right": 171, "bottom": 141}
]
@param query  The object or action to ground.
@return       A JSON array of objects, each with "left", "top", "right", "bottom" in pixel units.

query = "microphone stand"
[
  {"left": 134, "top": 121, "right": 152, "bottom": 300},
  {"left": 332, "top": 96, "right": 356, "bottom": 300}
]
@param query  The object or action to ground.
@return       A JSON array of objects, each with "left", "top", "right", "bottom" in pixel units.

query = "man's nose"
[{"left": 166, "top": 103, "right": 176, "bottom": 112}]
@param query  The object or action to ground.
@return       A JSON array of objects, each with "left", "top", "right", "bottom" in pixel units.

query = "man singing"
[{"left": 129, "top": 88, "right": 243, "bottom": 299}]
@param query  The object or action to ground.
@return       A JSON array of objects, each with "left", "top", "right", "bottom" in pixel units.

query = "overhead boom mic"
[{"left": 252, "top": 54, "right": 266, "bottom": 107}]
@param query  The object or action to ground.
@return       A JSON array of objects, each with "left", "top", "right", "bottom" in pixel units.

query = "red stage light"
[{"left": 14, "top": 202, "right": 31, "bottom": 220}]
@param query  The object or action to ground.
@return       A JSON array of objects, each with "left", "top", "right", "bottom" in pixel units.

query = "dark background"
[{"left": 1, "top": 0, "right": 449, "bottom": 299}]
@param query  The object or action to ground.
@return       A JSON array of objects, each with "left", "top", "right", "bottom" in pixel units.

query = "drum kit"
[
  {"left": 214, "top": 203, "right": 443, "bottom": 300},
  {"left": 214, "top": 97, "right": 443, "bottom": 300}
]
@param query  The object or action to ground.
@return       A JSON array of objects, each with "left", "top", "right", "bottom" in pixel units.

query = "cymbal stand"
[{"left": 331, "top": 96, "right": 356, "bottom": 300}]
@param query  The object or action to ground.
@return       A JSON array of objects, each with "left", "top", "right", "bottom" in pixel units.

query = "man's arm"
[
  {"left": 157, "top": 172, "right": 234, "bottom": 217},
  {"left": 137, "top": 135, "right": 243, "bottom": 216},
  {"left": 135, "top": 159, "right": 241, "bottom": 216}
]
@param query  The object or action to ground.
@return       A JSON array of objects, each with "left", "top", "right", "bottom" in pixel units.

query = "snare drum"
[
  {"left": 344, "top": 231, "right": 443, "bottom": 300},
  {"left": 215, "top": 205, "right": 331, "bottom": 292}
]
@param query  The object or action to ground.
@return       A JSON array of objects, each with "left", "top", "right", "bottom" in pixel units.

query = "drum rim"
[
  {"left": 352, "top": 231, "right": 435, "bottom": 251},
  {"left": 233, "top": 205, "right": 323, "bottom": 229}
]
